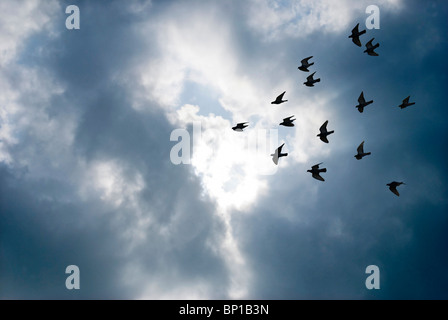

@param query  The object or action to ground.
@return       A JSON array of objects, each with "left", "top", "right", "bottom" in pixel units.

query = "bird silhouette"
[
  {"left": 364, "top": 38, "right": 379, "bottom": 56},
  {"left": 279, "top": 116, "right": 295, "bottom": 127},
  {"left": 354, "top": 141, "right": 371, "bottom": 160},
  {"left": 349, "top": 23, "right": 366, "bottom": 47},
  {"left": 303, "top": 72, "right": 321, "bottom": 87},
  {"left": 232, "top": 122, "right": 249, "bottom": 132},
  {"left": 298, "top": 56, "right": 314, "bottom": 72},
  {"left": 356, "top": 91, "right": 374, "bottom": 113},
  {"left": 387, "top": 181, "right": 405, "bottom": 196},
  {"left": 317, "top": 120, "right": 334, "bottom": 143},
  {"left": 398, "top": 96, "right": 415, "bottom": 109},
  {"left": 307, "top": 162, "right": 327, "bottom": 181},
  {"left": 271, "top": 91, "right": 288, "bottom": 105},
  {"left": 271, "top": 143, "right": 288, "bottom": 165}
]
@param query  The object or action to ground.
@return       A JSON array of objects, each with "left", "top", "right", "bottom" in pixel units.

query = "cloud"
[
  {"left": 0, "top": 0, "right": 231, "bottom": 299},
  {"left": 1, "top": 0, "right": 447, "bottom": 300},
  {"left": 245, "top": 0, "right": 403, "bottom": 41},
  {"left": 0, "top": 0, "right": 59, "bottom": 65}
]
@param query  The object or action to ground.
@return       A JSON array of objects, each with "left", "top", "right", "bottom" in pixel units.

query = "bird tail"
[
  {"left": 360, "top": 30, "right": 366, "bottom": 35},
  {"left": 328, "top": 130, "right": 334, "bottom": 134},
  {"left": 309, "top": 62, "right": 314, "bottom": 67},
  {"left": 319, "top": 168, "right": 327, "bottom": 173},
  {"left": 366, "top": 152, "right": 371, "bottom": 156},
  {"left": 316, "top": 78, "right": 321, "bottom": 82}
]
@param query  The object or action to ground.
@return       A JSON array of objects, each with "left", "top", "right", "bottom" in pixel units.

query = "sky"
[{"left": 0, "top": 0, "right": 447, "bottom": 300}]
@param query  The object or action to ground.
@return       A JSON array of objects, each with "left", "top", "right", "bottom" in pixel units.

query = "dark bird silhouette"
[
  {"left": 317, "top": 120, "right": 334, "bottom": 143},
  {"left": 364, "top": 38, "right": 379, "bottom": 56},
  {"left": 303, "top": 72, "right": 320, "bottom": 87},
  {"left": 271, "top": 143, "right": 288, "bottom": 165},
  {"left": 349, "top": 23, "right": 366, "bottom": 47},
  {"left": 387, "top": 181, "right": 405, "bottom": 196},
  {"left": 307, "top": 162, "right": 327, "bottom": 181},
  {"left": 354, "top": 141, "right": 371, "bottom": 160},
  {"left": 271, "top": 91, "right": 288, "bottom": 105},
  {"left": 298, "top": 56, "right": 314, "bottom": 72},
  {"left": 232, "top": 122, "right": 248, "bottom": 132},
  {"left": 398, "top": 96, "right": 415, "bottom": 109},
  {"left": 356, "top": 91, "right": 373, "bottom": 113},
  {"left": 279, "top": 116, "right": 295, "bottom": 127}
]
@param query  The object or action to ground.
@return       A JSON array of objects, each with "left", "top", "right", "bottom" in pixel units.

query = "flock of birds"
[{"left": 231, "top": 22, "right": 415, "bottom": 197}]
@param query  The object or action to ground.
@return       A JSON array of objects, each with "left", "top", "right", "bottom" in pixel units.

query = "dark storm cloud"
[
  {"left": 0, "top": 0, "right": 229, "bottom": 299},
  {"left": 0, "top": 165, "right": 131, "bottom": 299},
  {"left": 231, "top": 0, "right": 448, "bottom": 299}
]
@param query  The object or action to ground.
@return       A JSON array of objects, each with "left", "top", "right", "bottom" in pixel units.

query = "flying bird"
[
  {"left": 354, "top": 141, "right": 371, "bottom": 160},
  {"left": 303, "top": 72, "right": 321, "bottom": 87},
  {"left": 387, "top": 181, "right": 405, "bottom": 196},
  {"left": 317, "top": 120, "right": 334, "bottom": 143},
  {"left": 271, "top": 143, "right": 288, "bottom": 165},
  {"left": 298, "top": 56, "right": 314, "bottom": 72},
  {"left": 279, "top": 116, "right": 295, "bottom": 127},
  {"left": 271, "top": 91, "right": 288, "bottom": 105},
  {"left": 349, "top": 23, "right": 366, "bottom": 47},
  {"left": 364, "top": 38, "right": 380, "bottom": 56},
  {"left": 232, "top": 122, "right": 249, "bottom": 132},
  {"left": 398, "top": 96, "right": 415, "bottom": 109},
  {"left": 307, "top": 162, "right": 327, "bottom": 181},
  {"left": 356, "top": 91, "right": 374, "bottom": 113}
]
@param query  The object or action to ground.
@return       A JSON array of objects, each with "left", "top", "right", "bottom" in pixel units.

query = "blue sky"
[{"left": 0, "top": 0, "right": 447, "bottom": 299}]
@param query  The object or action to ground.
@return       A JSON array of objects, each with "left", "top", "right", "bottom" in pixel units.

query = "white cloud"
[
  {"left": 80, "top": 159, "right": 145, "bottom": 209},
  {"left": 0, "top": 0, "right": 63, "bottom": 167},
  {"left": 0, "top": 0, "right": 59, "bottom": 66},
  {"left": 245, "top": 0, "right": 403, "bottom": 41}
]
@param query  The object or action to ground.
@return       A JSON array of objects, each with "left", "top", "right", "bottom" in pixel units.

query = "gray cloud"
[
  {"left": 1, "top": 0, "right": 447, "bottom": 300},
  {"left": 1, "top": 0, "right": 230, "bottom": 299},
  {"left": 229, "top": 0, "right": 448, "bottom": 300}
]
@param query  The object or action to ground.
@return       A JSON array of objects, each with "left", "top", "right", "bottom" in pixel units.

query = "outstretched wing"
[
  {"left": 312, "top": 173, "right": 325, "bottom": 181},
  {"left": 389, "top": 186, "right": 400, "bottom": 196},
  {"left": 272, "top": 152, "right": 279, "bottom": 165},
  {"left": 357, "top": 141, "right": 365, "bottom": 154},
  {"left": 271, "top": 144, "right": 284, "bottom": 165},
  {"left": 311, "top": 162, "right": 323, "bottom": 170},
  {"left": 403, "top": 96, "right": 410, "bottom": 104},
  {"left": 365, "top": 38, "right": 374, "bottom": 49},
  {"left": 358, "top": 92, "right": 366, "bottom": 104},
  {"left": 277, "top": 91, "right": 286, "bottom": 100},
  {"left": 301, "top": 56, "right": 313, "bottom": 64},
  {"left": 307, "top": 72, "right": 316, "bottom": 81},
  {"left": 319, "top": 120, "right": 328, "bottom": 133},
  {"left": 277, "top": 143, "right": 285, "bottom": 153},
  {"left": 352, "top": 36, "right": 362, "bottom": 47},
  {"left": 351, "top": 23, "right": 360, "bottom": 35}
]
